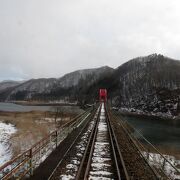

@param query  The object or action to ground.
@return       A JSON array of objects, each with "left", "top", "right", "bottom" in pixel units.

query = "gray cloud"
[{"left": 0, "top": 0, "right": 180, "bottom": 80}]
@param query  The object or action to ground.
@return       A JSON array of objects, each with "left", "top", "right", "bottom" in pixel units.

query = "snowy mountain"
[
  {"left": 0, "top": 81, "right": 21, "bottom": 91},
  {"left": 57, "top": 66, "right": 113, "bottom": 88},
  {"left": 6, "top": 78, "right": 58, "bottom": 100},
  {"left": 0, "top": 66, "right": 114, "bottom": 101}
]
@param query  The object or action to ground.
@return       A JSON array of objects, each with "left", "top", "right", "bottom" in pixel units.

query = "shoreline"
[
  {"left": 118, "top": 110, "right": 180, "bottom": 121},
  {"left": 10, "top": 101, "right": 78, "bottom": 106}
]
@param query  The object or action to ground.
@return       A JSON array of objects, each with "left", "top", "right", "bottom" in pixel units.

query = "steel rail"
[
  {"left": 105, "top": 104, "right": 130, "bottom": 180},
  {"left": 75, "top": 104, "right": 102, "bottom": 180},
  {"left": 111, "top": 110, "right": 162, "bottom": 179},
  {"left": 48, "top": 105, "right": 100, "bottom": 180},
  {"left": 113, "top": 111, "right": 180, "bottom": 179},
  {"left": 83, "top": 106, "right": 101, "bottom": 180},
  {"left": 75, "top": 103, "right": 130, "bottom": 180}
]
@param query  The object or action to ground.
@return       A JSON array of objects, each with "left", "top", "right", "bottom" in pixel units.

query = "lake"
[
  {"left": 0, "top": 102, "right": 83, "bottom": 114},
  {"left": 120, "top": 114, "right": 180, "bottom": 152}
]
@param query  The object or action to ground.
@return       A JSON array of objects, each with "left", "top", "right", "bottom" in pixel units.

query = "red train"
[{"left": 99, "top": 89, "right": 107, "bottom": 102}]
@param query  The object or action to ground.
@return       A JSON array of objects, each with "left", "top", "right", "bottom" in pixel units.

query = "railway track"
[
  {"left": 1, "top": 87, "right": 177, "bottom": 180},
  {"left": 50, "top": 103, "right": 129, "bottom": 180},
  {"left": 109, "top": 110, "right": 163, "bottom": 179}
]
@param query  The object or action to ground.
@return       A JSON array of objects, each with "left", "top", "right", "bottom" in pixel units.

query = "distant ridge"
[{"left": 0, "top": 66, "right": 114, "bottom": 101}]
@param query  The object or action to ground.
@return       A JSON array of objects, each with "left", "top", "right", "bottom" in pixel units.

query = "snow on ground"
[
  {"left": 119, "top": 107, "right": 179, "bottom": 119},
  {"left": 143, "top": 151, "right": 180, "bottom": 179},
  {"left": 0, "top": 122, "right": 17, "bottom": 167}
]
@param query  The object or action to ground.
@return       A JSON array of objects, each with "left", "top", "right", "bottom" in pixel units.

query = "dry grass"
[{"left": 0, "top": 111, "right": 75, "bottom": 157}]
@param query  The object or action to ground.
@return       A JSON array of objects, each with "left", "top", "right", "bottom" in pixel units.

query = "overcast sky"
[{"left": 0, "top": 0, "right": 180, "bottom": 81}]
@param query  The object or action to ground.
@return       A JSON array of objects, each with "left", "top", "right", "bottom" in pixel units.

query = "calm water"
[
  {"left": 121, "top": 114, "right": 180, "bottom": 151},
  {"left": 0, "top": 102, "right": 83, "bottom": 114}
]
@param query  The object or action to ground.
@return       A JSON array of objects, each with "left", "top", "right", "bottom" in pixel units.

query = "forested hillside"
[{"left": 85, "top": 54, "right": 180, "bottom": 117}]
